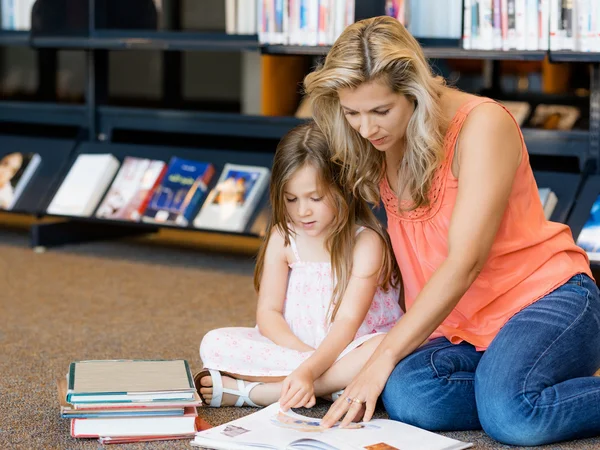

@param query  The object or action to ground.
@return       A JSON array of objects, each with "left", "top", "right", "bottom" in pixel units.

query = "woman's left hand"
[{"left": 321, "top": 356, "right": 395, "bottom": 429}]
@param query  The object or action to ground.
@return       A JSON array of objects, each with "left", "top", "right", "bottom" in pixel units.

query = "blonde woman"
[{"left": 305, "top": 16, "right": 600, "bottom": 446}]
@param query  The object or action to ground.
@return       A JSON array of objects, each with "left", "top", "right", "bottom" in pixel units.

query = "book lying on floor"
[
  {"left": 70, "top": 406, "right": 199, "bottom": 438},
  {"left": 57, "top": 378, "right": 201, "bottom": 418},
  {"left": 191, "top": 402, "right": 472, "bottom": 450},
  {"left": 67, "top": 359, "right": 196, "bottom": 403}
]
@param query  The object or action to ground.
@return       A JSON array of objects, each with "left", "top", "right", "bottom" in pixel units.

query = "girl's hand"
[
  {"left": 321, "top": 356, "right": 395, "bottom": 429},
  {"left": 279, "top": 366, "right": 316, "bottom": 411}
]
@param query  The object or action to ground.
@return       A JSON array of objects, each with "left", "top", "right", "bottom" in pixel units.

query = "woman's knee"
[{"left": 199, "top": 329, "right": 224, "bottom": 360}]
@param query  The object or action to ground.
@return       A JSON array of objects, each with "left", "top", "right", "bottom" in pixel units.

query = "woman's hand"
[
  {"left": 321, "top": 356, "right": 395, "bottom": 429},
  {"left": 279, "top": 366, "right": 317, "bottom": 411}
]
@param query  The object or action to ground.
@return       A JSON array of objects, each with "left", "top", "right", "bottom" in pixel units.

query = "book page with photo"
[
  {"left": 193, "top": 163, "right": 270, "bottom": 233},
  {"left": 191, "top": 402, "right": 472, "bottom": 450}
]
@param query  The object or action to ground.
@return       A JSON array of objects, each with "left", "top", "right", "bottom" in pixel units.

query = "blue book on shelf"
[
  {"left": 576, "top": 194, "right": 600, "bottom": 262},
  {"left": 142, "top": 157, "right": 215, "bottom": 227}
]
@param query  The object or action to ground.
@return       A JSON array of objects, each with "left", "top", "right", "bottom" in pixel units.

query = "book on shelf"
[
  {"left": 46, "top": 154, "right": 120, "bottom": 217},
  {"left": 538, "top": 187, "right": 558, "bottom": 220},
  {"left": 66, "top": 359, "right": 196, "bottom": 404},
  {"left": 0, "top": 152, "right": 41, "bottom": 210},
  {"left": 193, "top": 163, "right": 270, "bottom": 233},
  {"left": 191, "top": 402, "right": 472, "bottom": 450},
  {"left": 498, "top": 100, "right": 531, "bottom": 126},
  {"left": 95, "top": 157, "right": 167, "bottom": 222},
  {"left": 142, "top": 157, "right": 215, "bottom": 227},
  {"left": 576, "top": 194, "right": 600, "bottom": 262},
  {"left": 528, "top": 104, "right": 580, "bottom": 131}
]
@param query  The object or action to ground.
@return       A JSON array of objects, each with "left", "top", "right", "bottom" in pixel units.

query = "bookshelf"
[{"left": 0, "top": 0, "right": 597, "bottom": 250}]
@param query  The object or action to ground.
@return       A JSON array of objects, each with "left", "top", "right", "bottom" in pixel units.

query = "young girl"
[{"left": 197, "top": 121, "right": 403, "bottom": 411}]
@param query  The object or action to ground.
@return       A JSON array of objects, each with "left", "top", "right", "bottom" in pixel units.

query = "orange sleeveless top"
[{"left": 380, "top": 97, "right": 592, "bottom": 350}]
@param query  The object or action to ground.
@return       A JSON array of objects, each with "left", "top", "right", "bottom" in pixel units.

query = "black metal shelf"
[
  {"left": 549, "top": 52, "right": 600, "bottom": 63},
  {"left": 31, "top": 31, "right": 260, "bottom": 52},
  {"left": 261, "top": 44, "right": 546, "bottom": 60},
  {"left": 0, "top": 102, "right": 87, "bottom": 126},
  {"left": 0, "top": 30, "right": 29, "bottom": 46},
  {"left": 97, "top": 106, "right": 305, "bottom": 140}
]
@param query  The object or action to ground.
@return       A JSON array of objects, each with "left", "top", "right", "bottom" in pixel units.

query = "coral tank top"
[{"left": 380, "top": 97, "right": 592, "bottom": 350}]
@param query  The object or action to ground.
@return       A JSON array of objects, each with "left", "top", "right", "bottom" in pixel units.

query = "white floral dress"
[{"left": 199, "top": 227, "right": 403, "bottom": 377}]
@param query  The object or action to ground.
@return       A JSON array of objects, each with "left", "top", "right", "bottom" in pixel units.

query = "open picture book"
[{"left": 191, "top": 402, "right": 472, "bottom": 450}]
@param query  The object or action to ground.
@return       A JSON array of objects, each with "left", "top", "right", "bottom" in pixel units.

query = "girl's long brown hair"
[{"left": 254, "top": 121, "right": 401, "bottom": 322}]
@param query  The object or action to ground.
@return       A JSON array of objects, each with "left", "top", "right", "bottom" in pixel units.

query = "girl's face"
[
  {"left": 0, "top": 153, "right": 22, "bottom": 186},
  {"left": 338, "top": 79, "right": 414, "bottom": 154},
  {"left": 284, "top": 164, "right": 336, "bottom": 238}
]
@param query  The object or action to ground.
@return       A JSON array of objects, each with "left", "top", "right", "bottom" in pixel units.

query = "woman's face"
[
  {"left": 338, "top": 80, "right": 414, "bottom": 154},
  {"left": 0, "top": 153, "right": 22, "bottom": 186}
]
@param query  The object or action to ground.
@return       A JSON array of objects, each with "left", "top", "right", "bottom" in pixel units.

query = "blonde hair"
[
  {"left": 254, "top": 121, "right": 400, "bottom": 322},
  {"left": 304, "top": 16, "right": 447, "bottom": 210}
]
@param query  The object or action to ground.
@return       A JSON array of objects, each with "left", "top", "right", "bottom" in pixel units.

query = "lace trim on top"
[{"left": 380, "top": 102, "right": 468, "bottom": 222}]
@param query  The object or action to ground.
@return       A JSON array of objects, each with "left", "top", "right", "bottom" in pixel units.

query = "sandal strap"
[
  {"left": 223, "top": 378, "right": 261, "bottom": 407},
  {"left": 208, "top": 369, "right": 224, "bottom": 407}
]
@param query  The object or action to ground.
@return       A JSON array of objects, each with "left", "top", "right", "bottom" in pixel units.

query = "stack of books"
[{"left": 58, "top": 359, "right": 207, "bottom": 444}]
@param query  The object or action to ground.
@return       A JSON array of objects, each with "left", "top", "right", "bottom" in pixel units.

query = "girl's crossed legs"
[
  {"left": 198, "top": 334, "right": 385, "bottom": 407},
  {"left": 382, "top": 273, "right": 600, "bottom": 446}
]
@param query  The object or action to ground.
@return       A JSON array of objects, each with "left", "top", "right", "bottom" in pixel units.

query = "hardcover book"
[
  {"left": 576, "top": 194, "right": 600, "bottom": 262},
  {"left": 142, "top": 157, "right": 215, "bottom": 227},
  {"left": 66, "top": 359, "right": 196, "bottom": 404},
  {"left": 96, "top": 157, "right": 166, "bottom": 222},
  {"left": 0, "top": 151, "right": 41, "bottom": 210},
  {"left": 46, "top": 154, "right": 120, "bottom": 217},
  {"left": 193, "top": 163, "right": 270, "bottom": 233}
]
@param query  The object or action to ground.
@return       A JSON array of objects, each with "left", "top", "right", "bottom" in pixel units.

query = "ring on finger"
[{"left": 346, "top": 397, "right": 364, "bottom": 405}]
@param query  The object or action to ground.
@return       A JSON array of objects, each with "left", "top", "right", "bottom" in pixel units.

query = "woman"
[{"left": 303, "top": 16, "right": 600, "bottom": 446}]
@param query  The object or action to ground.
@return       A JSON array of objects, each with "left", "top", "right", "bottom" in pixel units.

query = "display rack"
[{"left": 0, "top": 0, "right": 597, "bottom": 250}]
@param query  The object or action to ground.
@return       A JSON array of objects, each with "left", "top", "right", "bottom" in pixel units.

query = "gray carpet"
[{"left": 1, "top": 228, "right": 600, "bottom": 449}]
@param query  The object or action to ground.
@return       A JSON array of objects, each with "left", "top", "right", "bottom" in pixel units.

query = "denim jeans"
[{"left": 381, "top": 273, "right": 600, "bottom": 446}]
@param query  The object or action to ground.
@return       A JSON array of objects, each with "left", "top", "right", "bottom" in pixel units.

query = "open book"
[{"left": 191, "top": 403, "right": 472, "bottom": 450}]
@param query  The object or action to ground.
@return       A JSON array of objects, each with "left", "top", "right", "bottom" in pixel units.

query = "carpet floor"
[{"left": 1, "top": 227, "right": 600, "bottom": 449}]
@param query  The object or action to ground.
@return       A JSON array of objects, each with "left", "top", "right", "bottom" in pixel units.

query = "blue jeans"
[{"left": 381, "top": 273, "right": 600, "bottom": 446}]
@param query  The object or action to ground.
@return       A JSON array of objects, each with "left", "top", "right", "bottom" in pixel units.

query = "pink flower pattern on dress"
[{"left": 199, "top": 230, "right": 403, "bottom": 377}]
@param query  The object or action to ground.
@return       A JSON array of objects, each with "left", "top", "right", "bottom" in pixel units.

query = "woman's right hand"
[{"left": 321, "top": 355, "right": 396, "bottom": 428}]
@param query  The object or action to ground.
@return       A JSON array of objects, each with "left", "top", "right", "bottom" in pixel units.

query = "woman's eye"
[
  {"left": 344, "top": 111, "right": 358, "bottom": 116},
  {"left": 311, "top": 197, "right": 323, "bottom": 202},
  {"left": 285, "top": 198, "right": 297, "bottom": 203},
  {"left": 375, "top": 110, "right": 390, "bottom": 116}
]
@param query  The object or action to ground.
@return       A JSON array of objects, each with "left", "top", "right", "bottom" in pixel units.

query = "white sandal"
[{"left": 194, "top": 369, "right": 262, "bottom": 408}]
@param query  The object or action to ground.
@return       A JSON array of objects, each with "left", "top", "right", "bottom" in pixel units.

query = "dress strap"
[
  {"left": 355, "top": 226, "right": 366, "bottom": 236},
  {"left": 289, "top": 234, "right": 301, "bottom": 262}
]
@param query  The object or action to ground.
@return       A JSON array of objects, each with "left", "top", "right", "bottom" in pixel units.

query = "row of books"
[
  {"left": 255, "top": 0, "right": 355, "bottom": 45},
  {"left": 46, "top": 154, "right": 270, "bottom": 233},
  {"left": 59, "top": 359, "right": 205, "bottom": 443},
  {"left": 463, "top": 0, "right": 600, "bottom": 52}
]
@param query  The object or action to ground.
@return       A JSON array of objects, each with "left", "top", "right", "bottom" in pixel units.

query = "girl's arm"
[
  {"left": 323, "top": 102, "right": 523, "bottom": 427},
  {"left": 279, "top": 229, "right": 385, "bottom": 410},
  {"left": 297, "top": 228, "right": 384, "bottom": 379},
  {"left": 256, "top": 228, "right": 315, "bottom": 353}
]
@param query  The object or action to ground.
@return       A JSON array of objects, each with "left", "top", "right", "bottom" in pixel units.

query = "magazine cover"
[
  {"left": 0, "top": 152, "right": 42, "bottom": 210},
  {"left": 95, "top": 157, "right": 166, "bottom": 222},
  {"left": 142, "top": 157, "right": 215, "bottom": 227},
  {"left": 193, "top": 163, "right": 270, "bottom": 233},
  {"left": 576, "top": 194, "right": 600, "bottom": 261}
]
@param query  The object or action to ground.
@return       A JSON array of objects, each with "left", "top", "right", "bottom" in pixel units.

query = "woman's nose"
[{"left": 359, "top": 116, "right": 377, "bottom": 139}]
